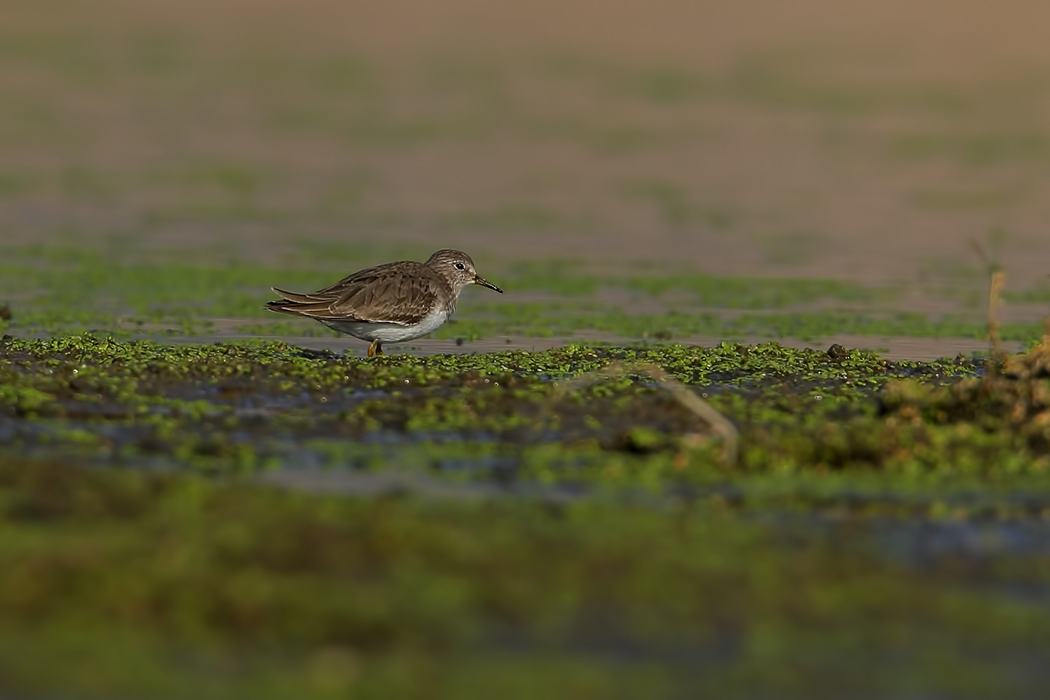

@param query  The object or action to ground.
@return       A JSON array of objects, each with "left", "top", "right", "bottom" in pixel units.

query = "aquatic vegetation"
[
  {"left": 0, "top": 333, "right": 1027, "bottom": 482},
  {"left": 2, "top": 452, "right": 1050, "bottom": 697}
]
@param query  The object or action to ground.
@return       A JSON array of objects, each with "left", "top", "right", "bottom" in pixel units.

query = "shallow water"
[{"left": 171, "top": 331, "right": 1016, "bottom": 362}]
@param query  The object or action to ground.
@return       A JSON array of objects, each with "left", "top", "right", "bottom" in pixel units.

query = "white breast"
[{"left": 323, "top": 307, "right": 451, "bottom": 343}]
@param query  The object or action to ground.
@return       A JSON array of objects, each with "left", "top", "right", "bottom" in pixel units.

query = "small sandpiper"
[{"left": 266, "top": 249, "right": 503, "bottom": 357}]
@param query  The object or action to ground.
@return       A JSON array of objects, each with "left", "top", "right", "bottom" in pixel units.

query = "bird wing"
[{"left": 266, "top": 262, "right": 444, "bottom": 325}]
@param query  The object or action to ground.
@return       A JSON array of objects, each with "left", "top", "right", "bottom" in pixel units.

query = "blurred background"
[
  {"left": 6, "top": 4, "right": 1050, "bottom": 696},
  {"left": 4, "top": 0, "right": 1050, "bottom": 288}
]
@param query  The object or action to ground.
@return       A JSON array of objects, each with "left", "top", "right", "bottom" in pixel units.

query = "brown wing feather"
[
  {"left": 269, "top": 287, "right": 323, "bottom": 304},
  {"left": 266, "top": 261, "right": 448, "bottom": 325}
]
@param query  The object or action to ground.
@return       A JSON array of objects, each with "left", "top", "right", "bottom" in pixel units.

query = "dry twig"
[
  {"left": 553, "top": 361, "right": 738, "bottom": 467},
  {"left": 988, "top": 268, "right": 1005, "bottom": 362}
]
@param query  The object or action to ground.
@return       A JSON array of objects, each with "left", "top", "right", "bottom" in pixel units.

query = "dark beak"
[{"left": 474, "top": 275, "right": 503, "bottom": 293}]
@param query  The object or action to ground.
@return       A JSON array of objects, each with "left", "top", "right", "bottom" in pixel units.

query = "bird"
[{"left": 265, "top": 249, "right": 503, "bottom": 357}]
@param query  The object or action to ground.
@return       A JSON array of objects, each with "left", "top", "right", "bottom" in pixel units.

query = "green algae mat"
[{"left": 3, "top": 333, "right": 1050, "bottom": 698}]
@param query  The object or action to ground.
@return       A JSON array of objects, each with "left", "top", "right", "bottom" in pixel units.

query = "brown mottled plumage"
[{"left": 266, "top": 249, "right": 502, "bottom": 357}]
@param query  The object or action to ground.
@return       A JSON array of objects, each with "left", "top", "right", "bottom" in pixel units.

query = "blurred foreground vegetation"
[{"left": 2, "top": 335, "right": 1050, "bottom": 696}]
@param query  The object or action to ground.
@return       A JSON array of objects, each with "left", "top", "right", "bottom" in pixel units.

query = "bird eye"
[{"left": 454, "top": 263, "right": 466, "bottom": 270}]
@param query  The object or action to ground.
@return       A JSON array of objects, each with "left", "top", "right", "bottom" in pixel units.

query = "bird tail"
[{"left": 265, "top": 287, "right": 342, "bottom": 319}]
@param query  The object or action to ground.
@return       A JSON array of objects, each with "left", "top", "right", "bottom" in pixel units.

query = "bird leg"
[{"left": 367, "top": 340, "right": 384, "bottom": 357}]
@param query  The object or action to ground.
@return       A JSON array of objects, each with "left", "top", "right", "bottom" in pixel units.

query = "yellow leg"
[{"left": 367, "top": 340, "right": 383, "bottom": 357}]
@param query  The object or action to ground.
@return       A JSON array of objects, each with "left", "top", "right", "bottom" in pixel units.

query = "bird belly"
[{"left": 322, "top": 307, "right": 449, "bottom": 343}]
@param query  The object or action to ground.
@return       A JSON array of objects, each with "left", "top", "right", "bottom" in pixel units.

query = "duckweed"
[{"left": 0, "top": 332, "right": 1026, "bottom": 485}]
